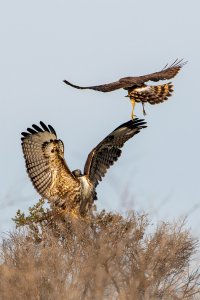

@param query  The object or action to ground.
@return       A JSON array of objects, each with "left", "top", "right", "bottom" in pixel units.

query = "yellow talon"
[{"left": 130, "top": 98, "right": 136, "bottom": 120}]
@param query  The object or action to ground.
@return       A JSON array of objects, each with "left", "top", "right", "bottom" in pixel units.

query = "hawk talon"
[{"left": 131, "top": 112, "right": 137, "bottom": 120}]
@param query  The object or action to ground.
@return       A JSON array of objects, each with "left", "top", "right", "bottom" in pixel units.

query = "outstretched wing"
[
  {"left": 63, "top": 79, "right": 125, "bottom": 92},
  {"left": 84, "top": 118, "right": 147, "bottom": 187},
  {"left": 63, "top": 59, "right": 186, "bottom": 92},
  {"left": 120, "top": 59, "right": 187, "bottom": 86},
  {"left": 21, "top": 122, "right": 77, "bottom": 203}
]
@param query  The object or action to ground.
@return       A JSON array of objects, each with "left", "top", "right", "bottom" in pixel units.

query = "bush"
[{"left": 0, "top": 199, "right": 200, "bottom": 299}]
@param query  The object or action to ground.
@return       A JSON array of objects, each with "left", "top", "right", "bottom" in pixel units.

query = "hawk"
[
  {"left": 21, "top": 119, "right": 146, "bottom": 217},
  {"left": 63, "top": 59, "right": 186, "bottom": 119}
]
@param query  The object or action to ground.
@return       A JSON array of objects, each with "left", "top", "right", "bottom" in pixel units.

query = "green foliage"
[{"left": 13, "top": 198, "right": 46, "bottom": 226}]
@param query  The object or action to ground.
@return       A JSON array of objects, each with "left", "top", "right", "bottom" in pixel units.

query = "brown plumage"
[
  {"left": 63, "top": 59, "right": 186, "bottom": 118},
  {"left": 21, "top": 119, "right": 147, "bottom": 216}
]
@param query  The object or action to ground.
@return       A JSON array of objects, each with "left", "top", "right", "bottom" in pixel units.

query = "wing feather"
[
  {"left": 84, "top": 118, "right": 147, "bottom": 187},
  {"left": 40, "top": 121, "right": 51, "bottom": 132},
  {"left": 21, "top": 122, "right": 78, "bottom": 203}
]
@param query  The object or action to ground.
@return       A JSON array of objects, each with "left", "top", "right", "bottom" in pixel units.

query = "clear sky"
[{"left": 0, "top": 0, "right": 200, "bottom": 234}]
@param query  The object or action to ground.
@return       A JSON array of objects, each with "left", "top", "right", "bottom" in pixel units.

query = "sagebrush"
[{"left": 0, "top": 199, "right": 200, "bottom": 299}]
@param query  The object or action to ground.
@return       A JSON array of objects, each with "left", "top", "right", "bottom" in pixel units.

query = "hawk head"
[{"left": 72, "top": 169, "right": 83, "bottom": 177}]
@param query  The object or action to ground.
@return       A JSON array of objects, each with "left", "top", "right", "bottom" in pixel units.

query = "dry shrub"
[{"left": 0, "top": 200, "right": 200, "bottom": 300}]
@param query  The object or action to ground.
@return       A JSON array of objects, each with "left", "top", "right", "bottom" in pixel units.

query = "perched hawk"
[
  {"left": 63, "top": 59, "right": 186, "bottom": 119},
  {"left": 21, "top": 119, "right": 146, "bottom": 216}
]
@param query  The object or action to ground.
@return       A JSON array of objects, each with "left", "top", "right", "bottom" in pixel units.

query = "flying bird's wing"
[
  {"left": 84, "top": 118, "right": 147, "bottom": 187},
  {"left": 21, "top": 122, "right": 78, "bottom": 204},
  {"left": 63, "top": 59, "right": 186, "bottom": 92},
  {"left": 63, "top": 79, "right": 126, "bottom": 92},
  {"left": 120, "top": 59, "right": 187, "bottom": 86}
]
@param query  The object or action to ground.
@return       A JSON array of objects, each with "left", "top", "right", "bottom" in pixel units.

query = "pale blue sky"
[{"left": 0, "top": 0, "right": 200, "bottom": 233}]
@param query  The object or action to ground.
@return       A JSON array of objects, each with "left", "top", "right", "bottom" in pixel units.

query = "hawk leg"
[
  {"left": 142, "top": 103, "right": 147, "bottom": 116},
  {"left": 130, "top": 98, "right": 136, "bottom": 120}
]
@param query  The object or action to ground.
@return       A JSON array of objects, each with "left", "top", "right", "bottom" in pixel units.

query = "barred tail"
[
  {"left": 147, "top": 82, "right": 174, "bottom": 104},
  {"left": 130, "top": 82, "right": 174, "bottom": 105}
]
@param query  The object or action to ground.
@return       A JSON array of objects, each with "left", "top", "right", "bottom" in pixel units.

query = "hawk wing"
[
  {"left": 63, "top": 79, "right": 125, "bottom": 92},
  {"left": 21, "top": 122, "right": 78, "bottom": 203},
  {"left": 120, "top": 59, "right": 187, "bottom": 86},
  {"left": 63, "top": 59, "right": 186, "bottom": 92},
  {"left": 84, "top": 118, "right": 147, "bottom": 187}
]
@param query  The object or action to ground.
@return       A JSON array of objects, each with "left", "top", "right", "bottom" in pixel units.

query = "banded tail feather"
[{"left": 129, "top": 82, "right": 174, "bottom": 105}]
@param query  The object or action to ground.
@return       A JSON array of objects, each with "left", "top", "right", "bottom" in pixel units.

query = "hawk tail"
[
  {"left": 148, "top": 82, "right": 174, "bottom": 104},
  {"left": 131, "top": 82, "right": 174, "bottom": 105}
]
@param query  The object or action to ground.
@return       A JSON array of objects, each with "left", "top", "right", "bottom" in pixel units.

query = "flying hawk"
[
  {"left": 21, "top": 119, "right": 146, "bottom": 217},
  {"left": 63, "top": 59, "right": 186, "bottom": 119}
]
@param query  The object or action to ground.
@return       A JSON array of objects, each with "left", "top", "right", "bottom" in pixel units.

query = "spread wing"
[
  {"left": 120, "top": 59, "right": 187, "bottom": 86},
  {"left": 84, "top": 118, "right": 147, "bottom": 187},
  {"left": 21, "top": 121, "right": 77, "bottom": 203},
  {"left": 63, "top": 79, "right": 125, "bottom": 92},
  {"left": 63, "top": 59, "right": 186, "bottom": 92}
]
